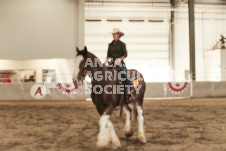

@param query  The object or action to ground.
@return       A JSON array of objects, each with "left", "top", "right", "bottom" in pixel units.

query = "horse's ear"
[
  {"left": 84, "top": 46, "right": 88, "bottom": 57},
  {"left": 76, "top": 47, "right": 80, "bottom": 53},
  {"left": 76, "top": 47, "right": 81, "bottom": 56},
  {"left": 84, "top": 46, "right": 87, "bottom": 53}
]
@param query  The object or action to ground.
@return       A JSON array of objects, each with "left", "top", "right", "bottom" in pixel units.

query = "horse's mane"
[
  {"left": 87, "top": 51, "right": 103, "bottom": 66},
  {"left": 87, "top": 51, "right": 112, "bottom": 71},
  {"left": 87, "top": 51, "right": 99, "bottom": 61}
]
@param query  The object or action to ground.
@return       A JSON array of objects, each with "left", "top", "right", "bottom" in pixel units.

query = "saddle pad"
[{"left": 133, "top": 79, "right": 139, "bottom": 87}]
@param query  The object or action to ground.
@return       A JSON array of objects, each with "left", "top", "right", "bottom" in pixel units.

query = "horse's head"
[{"left": 73, "top": 46, "right": 88, "bottom": 86}]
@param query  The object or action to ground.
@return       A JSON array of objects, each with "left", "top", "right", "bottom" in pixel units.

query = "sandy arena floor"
[{"left": 0, "top": 98, "right": 226, "bottom": 151}]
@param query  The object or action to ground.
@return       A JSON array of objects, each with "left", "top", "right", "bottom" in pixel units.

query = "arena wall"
[
  {"left": 0, "top": 81, "right": 226, "bottom": 101},
  {"left": 0, "top": 83, "right": 24, "bottom": 100},
  {"left": 0, "top": 0, "right": 84, "bottom": 60}
]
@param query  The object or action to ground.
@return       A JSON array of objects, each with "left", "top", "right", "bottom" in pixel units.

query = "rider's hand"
[
  {"left": 115, "top": 58, "right": 121, "bottom": 65},
  {"left": 104, "top": 62, "right": 109, "bottom": 66}
]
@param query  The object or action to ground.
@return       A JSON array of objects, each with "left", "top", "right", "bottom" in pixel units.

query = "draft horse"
[{"left": 73, "top": 46, "right": 147, "bottom": 150}]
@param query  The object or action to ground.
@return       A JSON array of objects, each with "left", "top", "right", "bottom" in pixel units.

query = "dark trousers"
[{"left": 118, "top": 61, "right": 131, "bottom": 90}]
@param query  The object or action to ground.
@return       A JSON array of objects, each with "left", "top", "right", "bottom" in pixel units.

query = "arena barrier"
[
  {"left": 212, "top": 81, "right": 226, "bottom": 97},
  {"left": 0, "top": 83, "right": 24, "bottom": 100},
  {"left": 0, "top": 83, "right": 85, "bottom": 101},
  {"left": 23, "top": 83, "right": 54, "bottom": 101},
  {"left": 144, "top": 82, "right": 165, "bottom": 98},
  {"left": 0, "top": 81, "right": 225, "bottom": 100},
  {"left": 192, "top": 82, "right": 213, "bottom": 97}
]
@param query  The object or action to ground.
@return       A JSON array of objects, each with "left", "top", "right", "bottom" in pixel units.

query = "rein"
[{"left": 83, "top": 69, "right": 87, "bottom": 76}]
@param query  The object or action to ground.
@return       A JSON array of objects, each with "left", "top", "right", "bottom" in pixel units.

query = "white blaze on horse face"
[{"left": 73, "top": 55, "right": 83, "bottom": 83}]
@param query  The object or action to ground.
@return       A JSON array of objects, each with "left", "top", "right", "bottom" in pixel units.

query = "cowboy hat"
[{"left": 110, "top": 28, "right": 124, "bottom": 36}]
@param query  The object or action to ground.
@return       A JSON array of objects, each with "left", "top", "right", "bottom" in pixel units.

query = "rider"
[{"left": 105, "top": 28, "right": 133, "bottom": 99}]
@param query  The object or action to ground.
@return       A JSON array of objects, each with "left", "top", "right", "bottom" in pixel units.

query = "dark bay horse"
[{"left": 73, "top": 46, "right": 147, "bottom": 150}]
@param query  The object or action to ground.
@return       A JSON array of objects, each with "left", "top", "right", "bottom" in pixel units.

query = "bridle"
[{"left": 83, "top": 69, "right": 87, "bottom": 77}]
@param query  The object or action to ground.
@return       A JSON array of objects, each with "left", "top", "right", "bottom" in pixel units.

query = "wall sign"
[{"left": 167, "top": 82, "right": 189, "bottom": 94}]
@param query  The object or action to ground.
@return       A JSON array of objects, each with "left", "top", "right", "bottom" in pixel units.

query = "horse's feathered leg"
[
  {"left": 123, "top": 104, "right": 133, "bottom": 138},
  {"left": 136, "top": 102, "right": 147, "bottom": 143},
  {"left": 96, "top": 106, "right": 121, "bottom": 150}
]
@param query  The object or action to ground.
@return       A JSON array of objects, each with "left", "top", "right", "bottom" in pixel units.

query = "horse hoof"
[
  {"left": 125, "top": 128, "right": 133, "bottom": 138},
  {"left": 96, "top": 140, "right": 111, "bottom": 150},
  {"left": 137, "top": 135, "right": 147, "bottom": 144},
  {"left": 96, "top": 144, "right": 110, "bottom": 151},
  {"left": 111, "top": 140, "right": 121, "bottom": 149}
]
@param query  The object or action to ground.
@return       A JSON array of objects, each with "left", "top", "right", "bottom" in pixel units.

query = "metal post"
[
  {"left": 170, "top": 0, "right": 175, "bottom": 72},
  {"left": 78, "top": 0, "right": 85, "bottom": 48},
  {"left": 75, "top": 0, "right": 85, "bottom": 49},
  {"left": 188, "top": 0, "right": 196, "bottom": 81}
]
